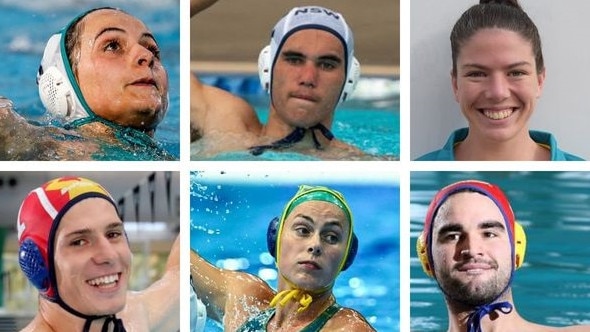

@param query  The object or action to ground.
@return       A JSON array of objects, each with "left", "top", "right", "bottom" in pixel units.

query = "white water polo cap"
[
  {"left": 37, "top": 9, "right": 107, "bottom": 125},
  {"left": 258, "top": 6, "right": 361, "bottom": 104}
]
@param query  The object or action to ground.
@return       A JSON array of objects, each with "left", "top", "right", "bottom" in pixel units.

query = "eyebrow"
[
  {"left": 461, "top": 61, "right": 533, "bottom": 71},
  {"left": 95, "top": 27, "right": 157, "bottom": 44},
  {"left": 293, "top": 213, "right": 344, "bottom": 230},
  {"left": 64, "top": 221, "right": 124, "bottom": 238},
  {"left": 437, "top": 220, "right": 505, "bottom": 237},
  {"left": 281, "top": 51, "right": 343, "bottom": 64}
]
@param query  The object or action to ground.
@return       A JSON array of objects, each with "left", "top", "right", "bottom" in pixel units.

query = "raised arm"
[
  {"left": 133, "top": 235, "right": 180, "bottom": 331},
  {"left": 189, "top": 249, "right": 229, "bottom": 321},
  {"left": 190, "top": 73, "right": 261, "bottom": 142},
  {"left": 190, "top": 249, "right": 274, "bottom": 326},
  {"left": 190, "top": 0, "right": 220, "bottom": 17}
]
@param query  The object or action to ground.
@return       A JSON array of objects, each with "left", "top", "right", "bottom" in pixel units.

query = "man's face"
[
  {"left": 431, "top": 192, "right": 513, "bottom": 306},
  {"left": 451, "top": 28, "right": 545, "bottom": 144},
  {"left": 277, "top": 201, "right": 349, "bottom": 291},
  {"left": 74, "top": 9, "right": 169, "bottom": 132},
  {"left": 270, "top": 29, "right": 346, "bottom": 129},
  {"left": 53, "top": 198, "right": 131, "bottom": 315}
]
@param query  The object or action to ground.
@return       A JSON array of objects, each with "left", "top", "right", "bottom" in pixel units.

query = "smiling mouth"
[
  {"left": 481, "top": 108, "right": 514, "bottom": 120},
  {"left": 87, "top": 273, "right": 120, "bottom": 288}
]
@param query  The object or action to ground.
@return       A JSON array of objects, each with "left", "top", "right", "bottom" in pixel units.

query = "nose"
[
  {"left": 134, "top": 44, "right": 155, "bottom": 68},
  {"left": 307, "top": 236, "right": 322, "bottom": 256},
  {"left": 92, "top": 237, "right": 119, "bottom": 265},
  {"left": 459, "top": 234, "right": 482, "bottom": 258},
  {"left": 299, "top": 61, "right": 318, "bottom": 88},
  {"left": 485, "top": 73, "right": 510, "bottom": 101}
]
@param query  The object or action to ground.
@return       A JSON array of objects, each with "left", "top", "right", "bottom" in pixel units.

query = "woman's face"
[
  {"left": 452, "top": 28, "right": 545, "bottom": 143},
  {"left": 73, "top": 9, "right": 168, "bottom": 132},
  {"left": 277, "top": 201, "right": 350, "bottom": 291}
]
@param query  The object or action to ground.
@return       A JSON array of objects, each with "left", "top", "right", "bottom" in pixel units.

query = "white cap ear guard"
[
  {"left": 37, "top": 31, "right": 93, "bottom": 124},
  {"left": 257, "top": 6, "right": 361, "bottom": 104}
]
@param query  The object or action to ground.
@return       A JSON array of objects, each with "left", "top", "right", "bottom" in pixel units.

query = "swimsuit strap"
[
  {"left": 300, "top": 303, "right": 342, "bottom": 332},
  {"left": 466, "top": 301, "right": 513, "bottom": 332},
  {"left": 249, "top": 124, "right": 334, "bottom": 156}
]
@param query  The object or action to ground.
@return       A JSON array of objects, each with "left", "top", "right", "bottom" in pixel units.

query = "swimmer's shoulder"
[
  {"left": 551, "top": 324, "right": 590, "bottom": 331},
  {"left": 19, "top": 315, "right": 54, "bottom": 332},
  {"left": 323, "top": 139, "right": 397, "bottom": 161},
  {"left": 226, "top": 269, "right": 274, "bottom": 301},
  {"left": 322, "top": 307, "right": 376, "bottom": 332}
]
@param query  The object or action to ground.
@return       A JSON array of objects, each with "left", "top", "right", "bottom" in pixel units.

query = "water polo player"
[
  {"left": 191, "top": 2, "right": 382, "bottom": 160},
  {"left": 191, "top": 185, "right": 375, "bottom": 331},
  {"left": 416, "top": 179, "right": 589, "bottom": 331},
  {"left": 0, "top": 7, "right": 176, "bottom": 160},
  {"left": 17, "top": 176, "right": 179, "bottom": 331}
]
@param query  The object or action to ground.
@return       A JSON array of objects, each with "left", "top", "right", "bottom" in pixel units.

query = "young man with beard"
[{"left": 416, "top": 180, "right": 588, "bottom": 331}]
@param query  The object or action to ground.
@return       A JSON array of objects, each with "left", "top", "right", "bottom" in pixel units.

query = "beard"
[{"left": 436, "top": 259, "right": 511, "bottom": 307}]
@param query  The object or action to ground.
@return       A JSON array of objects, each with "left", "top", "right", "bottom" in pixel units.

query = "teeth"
[
  {"left": 87, "top": 274, "right": 119, "bottom": 287},
  {"left": 483, "top": 108, "right": 513, "bottom": 120}
]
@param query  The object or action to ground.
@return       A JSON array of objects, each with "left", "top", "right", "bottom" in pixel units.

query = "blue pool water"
[
  {"left": 192, "top": 74, "right": 399, "bottom": 160},
  {"left": 410, "top": 171, "right": 590, "bottom": 331},
  {"left": 190, "top": 170, "right": 400, "bottom": 331},
  {"left": 0, "top": 0, "right": 179, "bottom": 158}
]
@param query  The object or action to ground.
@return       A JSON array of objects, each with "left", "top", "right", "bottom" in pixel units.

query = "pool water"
[
  {"left": 190, "top": 170, "right": 400, "bottom": 331},
  {"left": 0, "top": 0, "right": 179, "bottom": 159},
  {"left": 192, "top": 74, "right": 399, "bottom": 160},
  {"left": 410, "top": 171, "right": 590, "bottom": 331}
]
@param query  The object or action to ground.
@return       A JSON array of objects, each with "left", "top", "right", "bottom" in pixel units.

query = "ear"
[
  {"left": 451, "top": 70, "right": 460, "bottom": 103},
  {"left": 536, "top": 67, "right": 546, "bottom": 98}
]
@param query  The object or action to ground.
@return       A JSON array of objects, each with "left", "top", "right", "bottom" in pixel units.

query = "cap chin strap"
[
  {"left": 269, "top": 289, "right": 313, "bottom": 313},
  {"left": 466, "top": 302, "right": 513, "bottom": 332},
  {"left": 82, "top": 315, "right": 126, "bottom": 332},
  {"left": 269, "top": 277, "right": 333, "bottom": 314},
  {"left": 56, "top": 296, "right": 127, "bottom": 332},
  {"left": 249, "top": 123, "right": 334, "bottom": 156}
]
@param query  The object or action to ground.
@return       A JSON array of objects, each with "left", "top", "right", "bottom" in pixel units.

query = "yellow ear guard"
[
  {"left": 416, "top": 232, "right": 433, "bottom": 277},
  {"left": 514, "top": 221, "right": 526, "bottom": 269}
]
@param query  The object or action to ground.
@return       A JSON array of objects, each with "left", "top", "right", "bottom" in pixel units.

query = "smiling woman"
[{"left": 412, "top": 0, "right": 585, "bottom": 161}]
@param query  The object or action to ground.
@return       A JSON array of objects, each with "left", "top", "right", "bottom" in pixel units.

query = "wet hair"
[
  {"left": 64, "top": 7, "right": 124, "bottom": 73},
  {"left": 450, "top": 0, "right": 544, "bottom": 76}
]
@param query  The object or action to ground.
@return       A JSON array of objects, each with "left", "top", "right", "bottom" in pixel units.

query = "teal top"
[
  {"left": 415, "top": 128, "right": 585, "bottom": 161},
  {"left": 236, "top": 303, "right": 342, "bottom": 332}
]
